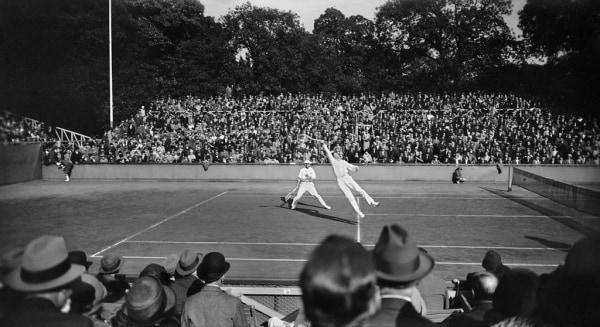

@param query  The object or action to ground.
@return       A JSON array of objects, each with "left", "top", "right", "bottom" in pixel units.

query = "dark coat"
[
  {"left": 366, "top": 297, "right": 437, "bottom": 327},
  {"left": 6, "top": 297, "right": 93, "bottom": 327}
]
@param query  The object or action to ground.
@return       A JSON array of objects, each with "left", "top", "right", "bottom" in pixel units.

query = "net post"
[
  {"left": 507, "top": 165, "right": 513, "bottom": 192},
  {"left": 356, "top": 197, "right": 361, "bottom": 243}
]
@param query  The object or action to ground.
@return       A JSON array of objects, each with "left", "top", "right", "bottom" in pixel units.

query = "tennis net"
[{"left": 510, "top": 167, "right": 600, "bottom": 215}]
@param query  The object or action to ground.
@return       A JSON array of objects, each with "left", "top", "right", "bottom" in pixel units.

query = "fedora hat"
[
  {"left": 197, "top": 252, "right": 230, "bottom": 283},
  {"left": 176, "top": 249, "right": 202, "bottom": 276},
  {"left": 6, "top": 235, "right": 85, "bottom": 292},
  {"left": 99, "top": 254, "right": 123, "bottom": 274},
  {"left": 125, "top": 276, "right": 176, "bottom": 324},
  {"left": 163, "top": 254, "right": 179, "bottom": 276},
  {"left": 69, "top": 250, "right": 92, "bottom": 270},
  {"left": 372, "top": 224, "right": 434, "bottom": 283}
]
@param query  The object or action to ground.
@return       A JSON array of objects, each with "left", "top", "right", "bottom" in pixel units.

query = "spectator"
[
  {"left": 367, "top": 224, "right": 437, "bottom": 327},
  {"left": 442, "top": 272, "right": 502, "bottom": 327},
  {"left": 299, "top": 235, "right": 379, "bottom": 327},
  {"left": 140, "top": 263, "right": 172, "bottom": 287},
  {"left": 481, "top": 251, "right": 511, "bottom": 281},
  {"left": 181, "top": 252, "right": 249, "bottom": 327},
  {"left": 452, "top": 167, "right": 465, "bottom": 184},
  {"left": 4, "top": 235, "right": 92, "bottom": 327},
  {"left": 111, "top": 276, "right": 179, "bottom": 327},
  {"left": 172, "top": 249, "right": 203, "bottom": 316},
  {"left": 70, "top": 274, "right": 110, "bottom": 327},
  {"left": 96, "top": 254, "right": 129, "bottom": 321},
  {"left": 163, "top": 254, "right": 180, "bottom": 281},
  {"left": 0, "top": 247, "right": 24, "bottom": 325},
  {"left": 490, "top": 269, "right": 540, "bottom": 326},
  {"left": 69, "top": 250, "right": 93, "bottom": 272},
  {"left": 536, "top": 233, "right": 600, "bottom": 327}
]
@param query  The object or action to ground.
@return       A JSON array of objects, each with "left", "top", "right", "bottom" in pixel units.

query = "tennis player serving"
[{"left": 320, "top": 140, "right": 379, "bottom": 218}]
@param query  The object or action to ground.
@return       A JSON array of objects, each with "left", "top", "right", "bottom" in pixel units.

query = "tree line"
[{"left": 0, "top": 0, "right": 598, "bottom": 136}]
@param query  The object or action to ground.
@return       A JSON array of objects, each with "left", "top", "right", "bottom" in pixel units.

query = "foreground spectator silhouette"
[
  {"left": 181, "top": 252, "right": 249, "bottom": 327},
  {"left": 299, "top": 235, "right": 379, "bottom": 327},
  {"left": 490, "top": 269, "right": 540, "bottom": 326},
  {"left": 442, "top": 272, "right": 502, "bottom": 327},
  {"left": 97, "top": 254, "right": 129, "bottom": 321},
  {"left": 367, "top": 224, "right": 437, "bottom": 327},
  {"left": 172, "top": 249, "right": 203, "bottom": 316},
  {"left": 70, "top": 274, "right": 110, "bottom": 327},
  {"left": 4, "top": 235, "right": 92, "bottom": 327}
]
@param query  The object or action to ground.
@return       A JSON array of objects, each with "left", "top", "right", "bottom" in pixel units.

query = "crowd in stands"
[
  {"left": 1, "top": 228, "right": 599, "bottom": 327},
  {"left": 0, "top": 111, "right": 55, "bottom": 144},
  {"left": 33, "top": 92, "right": 600, "bottom": 166}
]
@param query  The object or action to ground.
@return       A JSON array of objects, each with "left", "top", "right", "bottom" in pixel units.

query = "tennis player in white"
[
  {"left": 321, "top": 141, "right": 379, "bottom": 218},
  {"left": 291, "top": 160, "right": 331, "bottom": 210}
]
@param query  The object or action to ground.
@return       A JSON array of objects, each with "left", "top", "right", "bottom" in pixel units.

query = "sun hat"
[
  {"left": 68, "top": 250, "right": 92, "bottom": 270},
  {"left": 6, "top": 235, "right": 85, "bottom": 292},
  {"left": 176, "top": 249, "right": 202, "bottom": 276},
  {"left": 70, "top": 273, "right": 107, "bottom": 314},
  {"left": 372, "top": 224, "right": 434, "bottom": 283},
  {"left": 125, "top": 276, "right": 176, "bottom": 324},
  {"left": 162, "top": 254, "right": 180, "bottom": 277},
  {"left": 99, "top": 254, "right": 123, "bottom": 274},
  {"left": 197, "top": 252, "right": 230, "bottom": 283}
]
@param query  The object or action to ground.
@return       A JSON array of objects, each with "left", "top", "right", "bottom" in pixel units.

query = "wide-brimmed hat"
[
  {"left": 71, "top": 274, "right": 107, "bottom": 314},
  {"left": 176, "top": 249, "right": 202, "bottom": 276},
  {"left": 99, "top": 254, "right": 123, "bottom": 274},
  {"left": 304, "top": 160, "right": 312, "bottom": 165},
  {"left": 125, "top": 276, "right": 176, "bottom": 324},
  {"left": 372, "top": 224, "right": 434, "bottom": 283},
  {"left": 6, "top": 235, "right": 85, "bottom": 292},
  {"left": 197, "top": 252, "right": 230, "bottom": 283},
  {"left": 69, "top": 250, "right": 92, "bottom": 270}
]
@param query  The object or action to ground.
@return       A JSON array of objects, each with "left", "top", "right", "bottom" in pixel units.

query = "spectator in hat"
[
  {"left": 441, "top": 272, "right": 502, "bottom": 327},
  {"left": 481, "top": 250, "right": 510, "bottom": 281},
  {"left": 4, "top": 235, "right": 92, "bottom": 327},
  {"left": 111, "top": 276, "right": 179, "bottom": 327},
  {"left": 181, "top": 252, "right": 249, "bottom": 327},
  {"left": 140, "top": 263, "right": 172, "bottom": 287},
  {"left": 299, "top": 235, "right": 379, "bottom": 327},
  {"left": 70, "top": 274, "right": 110, "bottom": 327},
  {"left": 367, "top": 224, "right": 438, "bottom": 327},
  {"left": 96, "top": 254, "right": 129, "bottom": 303},
  {"left": 172, "top": 249, "right": 203, "bottom": 316},
  {"left": 69, "top": 250, "right": 93, "bottom": 272}
]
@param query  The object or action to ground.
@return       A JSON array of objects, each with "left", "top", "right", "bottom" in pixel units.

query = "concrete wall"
[
  {"left": 42, "top": 163, "right": 512, "bottom": 182},
  {"left": 0, "top": 143, "right": 42, "bottom": 185}
]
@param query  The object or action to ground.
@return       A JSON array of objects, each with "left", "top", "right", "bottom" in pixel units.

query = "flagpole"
[{"left": 109, "top": 0, "right": 114, "bottom": 129}]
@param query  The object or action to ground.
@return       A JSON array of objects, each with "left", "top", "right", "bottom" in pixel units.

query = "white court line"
[
  {"left": 118, "top": 256, "right": 559, "bottom": 267},
  {"left": 369, "top": 213, "right": 572, "bottom": 218},
  {"left": 91, "top": 192, "right": 227, "bottom": 257},
  {"left": 124, "top": 240, "right": 567, "bottom": 251}
]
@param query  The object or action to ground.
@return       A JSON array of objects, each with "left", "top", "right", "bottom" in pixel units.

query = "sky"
[{"left": 202, "top": 0, "right": 526, "bottom": 35}]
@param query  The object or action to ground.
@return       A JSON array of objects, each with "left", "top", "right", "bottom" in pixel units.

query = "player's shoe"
[
  {"left": 372, "top": 202, "right": 380, "bottom": 208},
  {"left": 324, "top": 205, "right": 331, "bottom": 210},
  {"left": 357, "top": 212, "right": 365, "bottom": 219},
  {"left": 291, "top": 204, "right": 296, "bottom": 210}
]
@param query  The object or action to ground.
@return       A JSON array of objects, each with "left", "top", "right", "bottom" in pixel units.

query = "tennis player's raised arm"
[{"left": 321, "top": 141, "right": 334, "bottom": 163}]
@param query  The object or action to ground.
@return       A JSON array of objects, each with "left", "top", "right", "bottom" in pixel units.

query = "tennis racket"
[
  {"left": 284, "top": 186, "right": 298, "bottom": 202},
  {"left": 297, "top": 133, "right": 323, "bottom": 143}
]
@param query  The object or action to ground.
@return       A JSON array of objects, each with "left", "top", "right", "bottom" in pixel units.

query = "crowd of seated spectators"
[
  {"left": 2, "top": 229, "right": 598, "bottom": 327},
  {"left": 0, "top": 111, "right": 55, "bottom": 144},
  {"left": 40, "top": 92, "right": 599, "bottom": 166}
]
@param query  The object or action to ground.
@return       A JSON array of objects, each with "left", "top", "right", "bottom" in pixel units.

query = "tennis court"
[{"left": 1, "top": 178, "right": 598, "bottom": 283}]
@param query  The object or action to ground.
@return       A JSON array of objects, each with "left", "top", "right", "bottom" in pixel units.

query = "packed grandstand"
[{"left": 2, "top": 92, "right": 599, "bottom": 166}]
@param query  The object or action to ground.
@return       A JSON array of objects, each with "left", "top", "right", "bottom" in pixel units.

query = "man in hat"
[
  {"left": 172, "top": 249, "right": 203, "bottom": 316},
  {"left": 5, "top": 235, "right": 93, "bottom": 327},
  {"left": 452, "top": 167, "right": 465, "bottom": 184},
  {"left": 320, "top": 141, "right": 379, "bottom": 218},
  {"left": 181, "top": 252, "right": 249, "bottom": 327},
  {"left": 367, "top": 224, "right": 438, "bottom": 326},
  {"left": 290, "top": 159, "right": 331, "bottom": 210}
]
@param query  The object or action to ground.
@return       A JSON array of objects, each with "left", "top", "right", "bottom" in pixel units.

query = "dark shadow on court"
[
  {"left": 524, "top": 235, "right": 571, "bottom": 252},
  {"left": 481, "top": 187, "right": 599, "bottom": 237},
  {"left": 290, "top": 202, "right": 356, "bottom": 225}
]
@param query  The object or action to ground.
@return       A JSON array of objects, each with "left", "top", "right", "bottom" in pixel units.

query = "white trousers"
[
  {"left": 336, "top": 175, "right": 375, "bottom": 214},
  {"left": 292, "top": 182, "right": 328, "bottom": 207}
]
